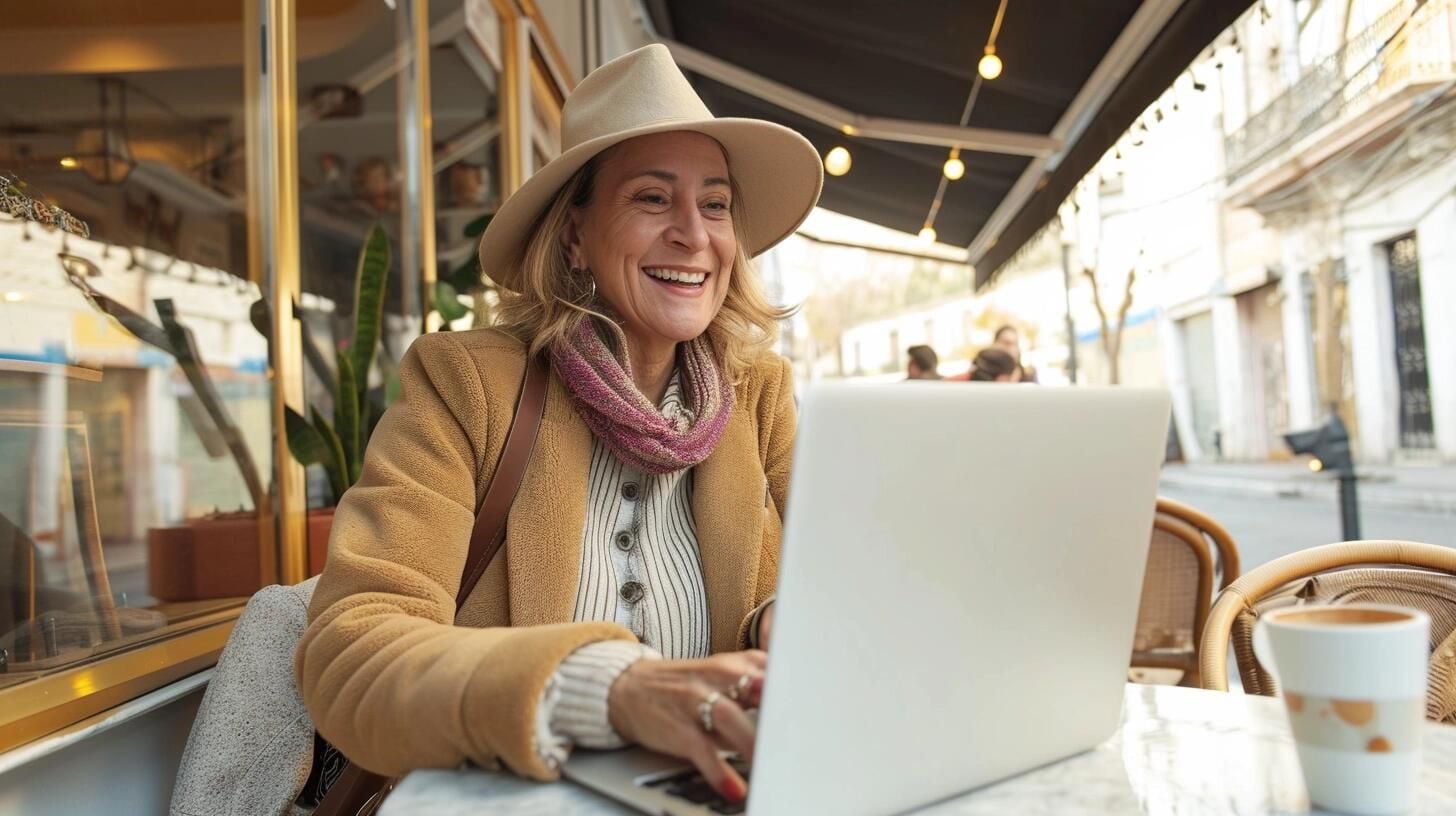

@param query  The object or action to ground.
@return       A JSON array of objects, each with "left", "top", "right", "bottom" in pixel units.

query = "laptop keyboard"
[{"left": 641, "top": 757, "right": 751, "bottom": 814}]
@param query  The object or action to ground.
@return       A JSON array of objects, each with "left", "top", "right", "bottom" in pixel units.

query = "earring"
[{"left": 570, "top": 266, "right": 596, "bottom": 303}]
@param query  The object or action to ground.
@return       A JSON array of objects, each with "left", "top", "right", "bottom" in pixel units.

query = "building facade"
[{"left": 960, "top": 0, "right": 1456, "bottom": 465}]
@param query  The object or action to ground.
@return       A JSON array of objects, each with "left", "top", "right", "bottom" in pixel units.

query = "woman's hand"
[{"left": 607, "top": 651, "right": 767, "bottom": 802}]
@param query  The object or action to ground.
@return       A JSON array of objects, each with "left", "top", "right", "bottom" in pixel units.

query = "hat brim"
[{"left": 479, "top": 118, "right": 824, "bottom": 293}]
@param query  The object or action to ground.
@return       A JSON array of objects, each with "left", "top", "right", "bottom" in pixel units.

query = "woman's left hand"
[{"left": 756, "top": 602, "right": 774, "bottom": 651}]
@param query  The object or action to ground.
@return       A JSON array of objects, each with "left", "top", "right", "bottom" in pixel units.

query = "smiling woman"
[{"left": 295, "top": 44, "right": 822, "bottom": 806}]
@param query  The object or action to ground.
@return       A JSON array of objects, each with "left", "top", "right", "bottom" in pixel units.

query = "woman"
[
  {"left": 294, "top": 45, "right": 822, "bottom": 804},
  {"left": 969, "top": 347, "right": 1021, "bottom": 382},
  {"left": 993, "top": 324, "right": 1038, "bottom": 383}
]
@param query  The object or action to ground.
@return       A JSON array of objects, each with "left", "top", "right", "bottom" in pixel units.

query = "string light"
[
  {"left": 921, "top": 0, "right": 1008, "bottom": 242},
  {"left": 978, "top": 47, "right": 1003, "bottom": 80},
  {"left": 59, "top": 157, "right": 79, "bottom": 170},
  {"left": 978, "top": 0, "right": 1010, "bottom": 80},
  {"left": 824, "top": 146, "right": 852, "bottom": 176},
  {"left": 943, "top": 147, "right": 965, "bottom": 181}
]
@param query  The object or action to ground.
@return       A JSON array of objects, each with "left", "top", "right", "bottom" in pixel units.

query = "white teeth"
[{"left": 643, "top": 267, "right": 707, "bottom": 285}]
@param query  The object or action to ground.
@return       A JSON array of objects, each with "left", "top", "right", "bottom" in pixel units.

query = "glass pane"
[
  {"left": 434, "top": 25, "right": 504, "bottom": 331},
  {"left": 295, "top": 3, "right": 503, "bottom": 571},
  {"left": 0, "top": 10, "right": 267, "bottom": 686}
]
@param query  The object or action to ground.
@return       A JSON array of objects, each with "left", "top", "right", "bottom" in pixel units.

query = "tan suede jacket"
[{"left": 294, "top": 329, "right": 795, "bottom": 781}]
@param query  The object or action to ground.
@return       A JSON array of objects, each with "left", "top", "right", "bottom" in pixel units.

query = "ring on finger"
[
  {"left": 726, "top": 673, "right": 752, "bottom": 701},
  {"left": 699, "top": 691, "right": 722, "bottom": 733}
]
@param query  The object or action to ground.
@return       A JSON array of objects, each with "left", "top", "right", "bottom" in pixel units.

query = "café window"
[
  {"left": 0, "top": 15, "right": 268, "bottom": 692},
  {"left": 293, "top": 0, "right": 506, "bottom": 568},
  {"left": 0, "top": 0, "right": 518, "bottom": 751}
]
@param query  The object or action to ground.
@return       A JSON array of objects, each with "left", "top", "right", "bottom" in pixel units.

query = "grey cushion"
[{"left": 170, "top": 577, "right": 319, "bottom": 816}]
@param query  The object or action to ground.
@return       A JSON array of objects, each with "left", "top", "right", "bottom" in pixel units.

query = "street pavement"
[{"left": 1157, "top": 482, "right": 1455, "bottom": 575}]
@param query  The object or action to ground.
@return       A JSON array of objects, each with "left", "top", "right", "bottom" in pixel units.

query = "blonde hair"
[{"left": 492, "top": 156, "right": 793, "bottom": 381}]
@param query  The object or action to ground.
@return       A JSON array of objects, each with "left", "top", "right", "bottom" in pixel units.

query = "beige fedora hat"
[{"left": 478, "top": 43, "right": 823, "bottom": 292}]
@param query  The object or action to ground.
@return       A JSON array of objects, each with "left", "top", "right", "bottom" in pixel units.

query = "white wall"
[
  {"left": 1416, "top": 193, "right": 1456, "bottom": 458},
  {"left": 0, "top": 687, "right": 201, "bottom": 815},
  {"left": 1342, "top": 144, "right": 1456, "bottom": 461},
  {"left": 1212, "top": 294, "right": 1259, "bottom": 458}
]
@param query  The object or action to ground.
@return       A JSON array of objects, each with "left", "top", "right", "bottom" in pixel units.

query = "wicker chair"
[
  {"left": 1129, "top": 497, "right": 1242, "bottom": 687},
  {"left": 1199, "top": 540, "right": 1456, "bottom": 724}
]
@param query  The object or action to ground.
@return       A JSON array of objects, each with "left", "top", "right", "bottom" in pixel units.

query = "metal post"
[
  {"left": 1337, "top": 472, "right": 1362, "bottom": 540},
  {"left": 1061, "top": 238, "right": 1079, "bottom": 384},
  {"left": 247, "top": 0, "right": 307, "bottom": 586},
  {"left": 397, "top": 0, "right": 437, "bottom": 338}
]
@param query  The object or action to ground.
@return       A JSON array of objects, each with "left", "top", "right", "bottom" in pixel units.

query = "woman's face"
[
  {"left": 566, "top": 131, "right": 737, "bottom": 359},
  {"left": 995, "top": 329, "right": 1021, "bottom": 359}
]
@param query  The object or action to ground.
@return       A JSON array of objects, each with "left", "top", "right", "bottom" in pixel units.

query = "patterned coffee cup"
[{"left": 1255, "top": 604, "right": 1430, "bottom": 815}]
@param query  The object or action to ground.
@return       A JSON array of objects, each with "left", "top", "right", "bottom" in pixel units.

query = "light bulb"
[
  {"left": 943, "top": 156, "right": 965, "bottom": 181},
  {"left": 59, "top": 157, "right": 79, "bottom": 170},
  {"left": 979, "top": 47, "right": 1003, "bottom": 80},
  {"left": 824, "top": 146, "right": 852, "bottom": 176},
  {"left": 918, "top": 226, "right": 937, "bottom": 243}
]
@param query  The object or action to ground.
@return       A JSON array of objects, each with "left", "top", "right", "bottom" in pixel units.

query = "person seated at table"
[
  {"left": 969, "top": 347, "right": 1021, "bottom": 382},
  {"left": 993, "top": 324, "right": 1038, "bottom": 383},
  {"left": 294, "top": 45, "right": 821, "bottom": 805},
  {"left": 905, "top": 344, "right": 943, "bottom": 380}
]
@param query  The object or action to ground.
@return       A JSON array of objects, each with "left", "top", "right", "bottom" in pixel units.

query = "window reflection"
[{"left": 0, "top": 30, "right": 265, "bottom": 686}]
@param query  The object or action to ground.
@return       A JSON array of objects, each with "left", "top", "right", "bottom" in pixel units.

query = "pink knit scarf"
[{"left": 551, "top": 318, "right": 734, "bottom": 474}]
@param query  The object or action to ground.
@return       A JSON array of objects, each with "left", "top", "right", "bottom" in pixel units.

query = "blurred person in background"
[
  {"left": 993, "top": 325, "right": 1037, "bottom": 383},
  {"left": 906, "top": 345, "right": 942, "bottom": 380},
  {"left": 969, "top": 347, "right": 1021, "bottom": 383}
]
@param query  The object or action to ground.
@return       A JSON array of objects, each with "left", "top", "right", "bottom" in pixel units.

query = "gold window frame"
[{"left": 0, "top": 0, "right": 526, "bottom": 753}]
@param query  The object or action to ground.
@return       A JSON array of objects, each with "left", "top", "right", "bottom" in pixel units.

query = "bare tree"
[{"left": 1083, "top": 265, "right": 1137, "bottom": 384}]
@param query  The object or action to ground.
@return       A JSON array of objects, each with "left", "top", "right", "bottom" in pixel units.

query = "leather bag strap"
[{"left": 456, "top": 355, "right": 550, "bottom": 609}]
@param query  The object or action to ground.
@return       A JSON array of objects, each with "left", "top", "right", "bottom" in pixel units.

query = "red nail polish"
[{"left": 721, "top": 776, "right": 746, "bottom": 802}]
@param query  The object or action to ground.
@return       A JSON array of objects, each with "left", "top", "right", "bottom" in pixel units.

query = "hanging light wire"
[{"left": 921, "top": 0, "right": 1008, "bottom": 242}]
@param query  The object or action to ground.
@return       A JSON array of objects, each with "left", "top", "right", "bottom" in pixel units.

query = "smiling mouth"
[{"left": 643, "top": 267, "right": 708, "bottom": 288}]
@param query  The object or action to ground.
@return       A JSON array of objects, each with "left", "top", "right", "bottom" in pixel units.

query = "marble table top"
[{"left": 382, "top": 684, "right": 1456, "bottom": 815}]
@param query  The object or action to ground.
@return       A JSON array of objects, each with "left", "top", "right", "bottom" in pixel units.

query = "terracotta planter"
[
  {"left": 147, "top": 507, "right": 336, "bottom": 601},
  {"left": 148, "top": 512, "right": 264, "bottom": 601}
]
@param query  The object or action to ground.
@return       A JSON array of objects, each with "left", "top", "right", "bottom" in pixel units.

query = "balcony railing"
[{"left": 1225, "top": 0, "right": 1456, "bottom": 178}]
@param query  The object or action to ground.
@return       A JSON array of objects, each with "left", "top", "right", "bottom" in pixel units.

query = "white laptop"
[{"left": 565, "top": 382, "right": 1171, "bottom": 815}]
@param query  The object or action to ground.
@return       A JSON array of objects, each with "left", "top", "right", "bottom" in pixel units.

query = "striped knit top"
[{"left": 536, "top": 373, "right": 710, "bottom": 765}]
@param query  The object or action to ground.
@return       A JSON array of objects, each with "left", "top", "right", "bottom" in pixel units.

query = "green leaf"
[
  {"left": 350, "top": 224, "right": 390, "bottom": 397},
  {"left": 285, "top": 406, "right": 329, "bottom": 466},
  {"left": 463, "top": 212, "right": 493, "bottom": 237},
  {"left": 336, "top": 352, "right": 361, "bottom": 485},
  {"left": 310, "top": 407, "right": 349, "bottom": 504},
  {"left": 434, "top": 280, "right": 470, "bottom": 322},
  {"left": 447, "top": 258, "right": 483, "bottom": 293}
]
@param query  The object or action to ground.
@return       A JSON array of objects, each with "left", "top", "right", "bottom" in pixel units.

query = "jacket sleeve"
[
  {"left": 294, "top": 333, "right": 634, "bottom": 780},
  {"left": 737, "top": 356, "right": 797, "bottom": 647}
]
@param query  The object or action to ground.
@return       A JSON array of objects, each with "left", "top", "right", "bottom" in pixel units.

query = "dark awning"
[{"left": 645, "top": 1, "right": 1254, "bottom": 288}]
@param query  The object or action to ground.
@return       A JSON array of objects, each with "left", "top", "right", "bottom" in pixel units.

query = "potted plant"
[
  {"left": 67, "top": 224, "right": 398, "bottom": 595},
  {"left": 265, "top": 224, "right": 394, "bottom": 573}
]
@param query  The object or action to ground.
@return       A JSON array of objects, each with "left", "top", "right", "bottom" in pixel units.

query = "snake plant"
[{"left": 281, "top": 224, "right": 391, "bottom": 504}]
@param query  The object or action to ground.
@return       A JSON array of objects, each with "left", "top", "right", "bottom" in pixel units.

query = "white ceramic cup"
[{"left": 1255, "top": 603, "right": 1430, "bottom": 815}]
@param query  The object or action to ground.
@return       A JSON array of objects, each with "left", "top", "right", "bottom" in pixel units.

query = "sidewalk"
[{"left": 1159, "top": 461, "right": 1456, "bottom": 516}]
